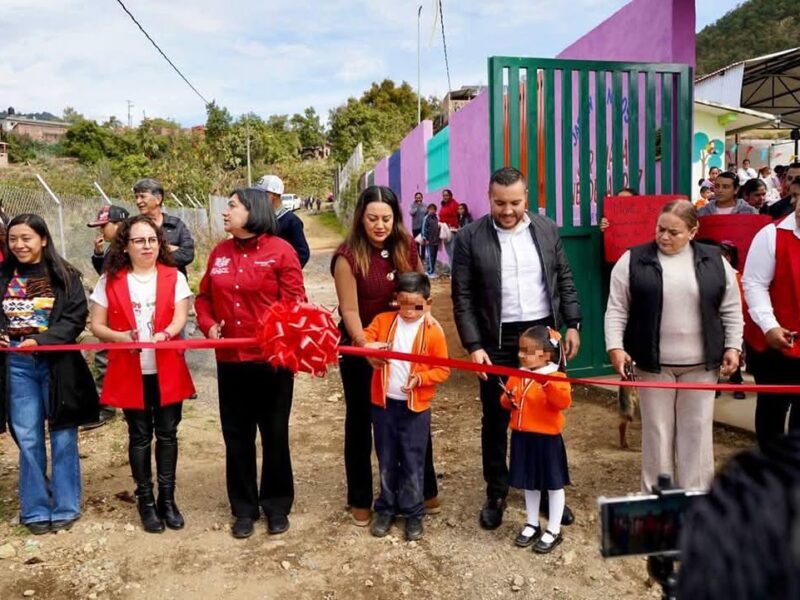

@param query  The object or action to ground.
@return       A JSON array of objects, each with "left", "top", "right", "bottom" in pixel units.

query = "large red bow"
[{"left": 257, "top": 301, "right": 341, "bottom": 376}]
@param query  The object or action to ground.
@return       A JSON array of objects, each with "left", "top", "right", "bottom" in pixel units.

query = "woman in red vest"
[
  {"left": 89, "top": 215, "right": 194, "bottom": 533},
  {"left": 195, "top": 188, "right": 305, "bottom": 540}
]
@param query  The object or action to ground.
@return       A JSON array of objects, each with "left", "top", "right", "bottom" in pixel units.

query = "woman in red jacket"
[
  {"left": 90, "top": 215, "right": 194, "bottom": 533},
  {"left": 196, "top": 188, "right": 305, "bottom": 540}
]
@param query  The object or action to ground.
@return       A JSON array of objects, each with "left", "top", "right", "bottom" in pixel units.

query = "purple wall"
[
  {"left": 399, "top": 120, "right": 432, "bottom": 226},
  {"left": 448, "top": 90, "right": 491, "bottom": 221},
  {"left": 373, "top": 156, "right": 389, "bottom": 187},
  {"left": 557, "top": 0, "right": 695, "bottom": 66}
]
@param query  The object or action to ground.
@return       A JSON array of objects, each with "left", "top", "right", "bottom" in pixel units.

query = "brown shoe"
[
  {"left": 351, "top": 507, "right": 372, "bottom": 527},
  {"left": 424, "top": 496, "right": 442, "bottom": 515}
]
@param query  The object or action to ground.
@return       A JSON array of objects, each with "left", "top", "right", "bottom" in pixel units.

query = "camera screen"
[{"left": 599, "top": 491, "right": 704, "bottom": 558}]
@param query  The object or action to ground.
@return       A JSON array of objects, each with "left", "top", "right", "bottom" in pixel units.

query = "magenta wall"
[
  {"left": 399, "top": 120, "right": 432, "bottom": 226},
  {"left": 448, "top": 90, "right": 490, "bottom": 222},
  {"left": 557, "top": 0, "right": 695, "bottom": 66},
  {"left": 373, "top": 156, "right": 389, "bottom": 188}
]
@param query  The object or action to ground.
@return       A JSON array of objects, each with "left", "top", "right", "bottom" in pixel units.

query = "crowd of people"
[{"left": 0, "top": 161, "right": 798, "bottom": 589}]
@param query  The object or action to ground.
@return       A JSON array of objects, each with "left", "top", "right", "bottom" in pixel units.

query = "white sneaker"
[{"left": 428, "top": 272, "right": 439, "bottom": 279}]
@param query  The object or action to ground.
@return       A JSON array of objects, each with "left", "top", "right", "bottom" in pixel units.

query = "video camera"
[{"left": 598, "top": 475, "right": 707, "bottom": 600}]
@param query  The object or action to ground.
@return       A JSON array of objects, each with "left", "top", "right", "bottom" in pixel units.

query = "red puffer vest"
[
  {"left": 100, "top": 264, "right": 195, "bottom": 409},
  {"left": 744, "top": 228, "right": 800, "bottom": 358}
]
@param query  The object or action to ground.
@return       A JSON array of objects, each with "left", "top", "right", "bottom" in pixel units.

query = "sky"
[{"left": 1, "top": 0, "right": 742, "bottom": 127}]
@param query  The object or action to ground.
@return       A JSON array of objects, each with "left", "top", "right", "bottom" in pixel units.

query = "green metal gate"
[{"left": 488, "top": 57, "right": 694, "bottom": 376}]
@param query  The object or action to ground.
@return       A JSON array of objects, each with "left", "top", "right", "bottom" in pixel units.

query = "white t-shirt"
[
  {"left": 91, "top": 271, "right": 192, "bottom": 374},
  {"left": 386, "top": 315, "right": 424, "bottom": 401}
]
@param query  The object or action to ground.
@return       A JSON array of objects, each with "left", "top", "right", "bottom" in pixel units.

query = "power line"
[
  {"left": 438, "top": 0, "right": 452, "bottom": 96},
  {"left": 114, "top": 0, "right": 210, "bottom": 106}
]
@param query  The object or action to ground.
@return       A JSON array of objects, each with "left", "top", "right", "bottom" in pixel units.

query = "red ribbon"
[{"left": 2, "top": 338, "right": 800, "bottom": 394}]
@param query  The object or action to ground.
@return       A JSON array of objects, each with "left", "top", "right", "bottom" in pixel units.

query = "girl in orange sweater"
[{"left": 501, "top": 326, "right": 572, "bottom": 554}]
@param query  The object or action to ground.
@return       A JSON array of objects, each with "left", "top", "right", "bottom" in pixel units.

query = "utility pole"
[
  {"left": 417, "top": 5, "right": 423, "bottom": 125},
  {"left": 126, "top": 100, "right": 134, "bottom": 128}
]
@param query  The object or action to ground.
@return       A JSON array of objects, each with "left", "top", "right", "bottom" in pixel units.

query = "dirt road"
[{"left": 0, "top": 213, "right": 753, "bottom": 599}]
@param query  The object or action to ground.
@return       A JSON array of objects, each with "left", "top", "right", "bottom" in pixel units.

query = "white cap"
[{"left": 254, "top": 174, "right": 284, "bottom": 195}]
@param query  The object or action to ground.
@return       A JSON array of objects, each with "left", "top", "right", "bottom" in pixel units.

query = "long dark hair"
[
  {"left": 2, "top": 213, "right": 78, "bottom": 291},
  {"left": 346, "top": 185, "right": 413, "bottom": 276},
  {"left": 105, "top": 215, "right": 174, "bottom": 277}
]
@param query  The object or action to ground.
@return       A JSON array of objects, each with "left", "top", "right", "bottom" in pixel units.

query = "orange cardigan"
[
  {"left": 363, "top": 311, "right": 450, "bottom": 412},
  {"left": 500, "top": 370, "right": 571, "bottom": 434}
]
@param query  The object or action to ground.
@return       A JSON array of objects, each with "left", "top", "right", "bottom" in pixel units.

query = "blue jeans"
[
  {"left": 425, "top": 244, "right": 439, "bottom": 275},
  {"left": 8, "top": 351, "right": 81, "bottom": 524},
  {"left": 372, "top": 400, "right": 431, "bottom": 518}
]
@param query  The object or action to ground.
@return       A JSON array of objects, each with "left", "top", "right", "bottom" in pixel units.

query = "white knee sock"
[
  {"left": 541, "top": 489, "right": 565, "bottom": 542},
  {"left": 522, "top": 489, "right": 541, "bottom": 536}
]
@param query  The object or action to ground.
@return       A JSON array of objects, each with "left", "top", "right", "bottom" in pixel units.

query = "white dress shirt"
[
  {"left": 386, "top": 315, "right": 423, "bottom": 400},
  {"left": 743, "top": 214, "right": 800, "bottom": 333},
  {"left": 493, "top": 214, "right": 551, "bottom": 323}
]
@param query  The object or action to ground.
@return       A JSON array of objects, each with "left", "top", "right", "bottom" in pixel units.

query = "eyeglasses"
[{"left": 129, "top": 237, "right": 159, "bottom": 247}]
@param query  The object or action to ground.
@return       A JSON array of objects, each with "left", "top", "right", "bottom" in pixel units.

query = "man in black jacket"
[
  {"left": 255, "top": 174, "right": 310, "bottom": 268},
  {"left": 133, "top": 178, "right": 195, "bottom": 274},
  {"left": 451, "top": 167, "right": 582, "bottom": 530}
]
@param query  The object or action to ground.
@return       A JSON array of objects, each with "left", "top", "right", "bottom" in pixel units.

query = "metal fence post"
[
  {"left": 93, "top": 181, "right": 113, "bottom": 205},
  {"left": 35, "top": 173, "right": 67, "bottom": 257}
]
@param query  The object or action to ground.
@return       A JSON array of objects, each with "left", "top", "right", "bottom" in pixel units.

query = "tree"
[
  {"left": 62, "top": 106, "right": 84, "bottom": 123},
  {"left": 291, "top": 107, "right": 326, "bottom": 148},
  {"left": 328, "top": 79, "right": 438, "bottom": 163},
  {"left": 205, "top": 101, "right": 232, "bottom": 149}
]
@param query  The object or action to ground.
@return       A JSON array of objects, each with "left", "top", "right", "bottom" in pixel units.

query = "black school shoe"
[
  {"left": 514, "top": 524, "right": 542, "bottom": 548},
  {"left": 267, "top": 514, "right": 290, "bottom": 535},
  {"left": 479, "top": 498, "right": 507, "bottom": 530},
  {"left": 232, "top": 517, "right": 254, "bottom": 539},
  {"left": 405, "top": 516, "right": 424, "bottom": 541},
  {"left": 370, "top": 513, "right": 394, "bottom": 537},
  {"left": 533, "top": 530, "right": 563, "bottom": 554}
]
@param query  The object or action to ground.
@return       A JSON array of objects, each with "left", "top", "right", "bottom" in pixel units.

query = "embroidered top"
[{"left": 2, "top": 263, "right": 55, "bottom": 337}]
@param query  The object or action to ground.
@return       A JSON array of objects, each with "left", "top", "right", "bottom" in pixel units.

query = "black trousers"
[
  {"left": 748, "top": 348, "right": 800, "bottom": 449},
  {"left": 479, "top": 318, "right": 554, "bottom": 500},
  {"left": 217, "top": 362, "right": 294, "bottom": 519},
  {"left": 339, "top": 354, "right": 438, "bottom": 509},
  {"left": 123, "top": 375, "right": 183, "bottom": 491}
]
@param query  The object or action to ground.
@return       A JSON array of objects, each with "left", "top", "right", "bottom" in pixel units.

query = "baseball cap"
[
  {"left": 254, "top": 174, "right": 284, "bottom": 195},
  {"left": 87, "top": 205, "right": 130, "bottom": 227}
]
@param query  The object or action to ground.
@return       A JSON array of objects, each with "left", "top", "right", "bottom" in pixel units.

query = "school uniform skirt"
[{"left": 508, "top": 430, "right": 571, "bottom": 491}]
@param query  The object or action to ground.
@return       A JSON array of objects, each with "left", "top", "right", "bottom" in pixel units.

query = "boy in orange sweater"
[
  {"left": 501, "top": 326, "right": 572, "bottom": 554},
  {"left": 363, "top": 272, "right": 450, "bottom": 540}
]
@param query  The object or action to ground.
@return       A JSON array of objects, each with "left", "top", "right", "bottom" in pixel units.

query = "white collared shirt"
[
  {"left": 493, "top": 214, "right": 551, "bottom": 323},
  {"left": 742, "top": 214, "right": 800, "bottom": 333}
]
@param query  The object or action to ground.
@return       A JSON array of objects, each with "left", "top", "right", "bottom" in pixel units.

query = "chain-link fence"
[{"left": 0, "top": 183, "right": 216, "bottom": 282}]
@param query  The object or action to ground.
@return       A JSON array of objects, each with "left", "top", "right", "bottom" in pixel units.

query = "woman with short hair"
[{"left": 196, "top": 188, "right": 305, "bottom": 539}]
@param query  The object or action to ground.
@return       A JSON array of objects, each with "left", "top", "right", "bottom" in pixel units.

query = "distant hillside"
[
  {"left": 696, "top": 0, "right": 800, "bottom": 76},
  {"left": 0, "top": 110, "right": 63, "bottom": 122}
]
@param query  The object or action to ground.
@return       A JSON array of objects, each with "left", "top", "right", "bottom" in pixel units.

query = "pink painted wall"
[
  {"left": 373, "top": 156, "right": 389, "bottom": 187},
  {"left": 399, "top": 120, "right": 432, "bottom": 226},
  {"left": 557, "top": 0, "right": 695, "bottom": 66},
  {"left": 448, "top": 90, "right": 491, "bottom": 221}
]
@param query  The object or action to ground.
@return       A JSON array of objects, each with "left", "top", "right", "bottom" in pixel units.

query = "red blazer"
[
  {"left": 101, "top": 264, "right": 195, "bottom": 409},
  {"left": 195, "top": 234, "right": 306, "bottom": 362}
]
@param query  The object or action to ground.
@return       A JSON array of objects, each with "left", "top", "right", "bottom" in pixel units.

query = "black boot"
[
  {"left": 155, "top": 407, "right": 184, "bottom": 529},
  {"left": 136, "top": 486, "right": 165, "bottom": 533},
  {"left": 157, "top": 486, "right": 185, "bottom": 530}
]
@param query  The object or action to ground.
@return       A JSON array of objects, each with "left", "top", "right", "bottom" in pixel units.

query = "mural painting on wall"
[
  {"left": 568, "top": 90, "right": 643, "bottom": 209},
  {"left": 693, "top": 131, "right": 723, "bottom": 175}
]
